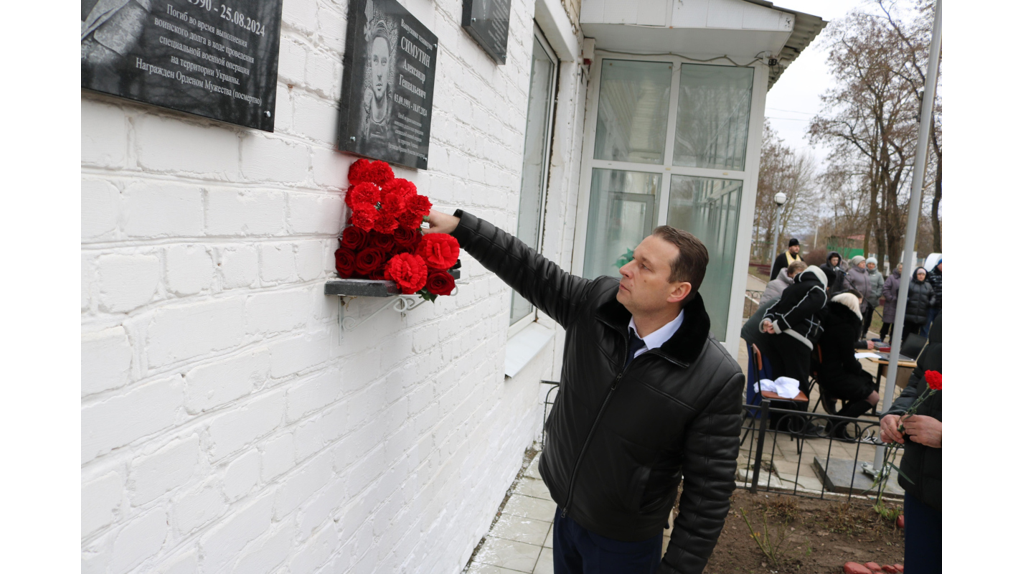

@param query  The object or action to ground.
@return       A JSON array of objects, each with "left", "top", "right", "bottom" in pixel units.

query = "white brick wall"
[{"left": 82, "top": 0, "right": 585, "bottom": 572}]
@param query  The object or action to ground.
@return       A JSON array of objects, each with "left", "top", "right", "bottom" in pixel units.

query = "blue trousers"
[
  {"left": 904, "top": 491, "right": 942, "bottom": 573},
  {"left": 552, "top": 508, "right": 663, "bottom": 574}
]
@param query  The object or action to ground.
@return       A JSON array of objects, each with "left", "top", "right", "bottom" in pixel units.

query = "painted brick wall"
[{"left": 81, "top": 0, "right": 584, "bottom": 572}]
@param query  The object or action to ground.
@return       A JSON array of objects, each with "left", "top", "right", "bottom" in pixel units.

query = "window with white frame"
[
  {"left": 580, "top": 57, "right": 756, "bottom": 341},
  {"left": 510, "top": 27, "right": 558, "bottom": 331}
]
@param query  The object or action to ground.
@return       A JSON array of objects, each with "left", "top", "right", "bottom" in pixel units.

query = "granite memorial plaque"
[
  {"left": 81, "top": 0, "right": 283, "bottom": 132},
  {"left": 462, "top": 0, "right": 510, "bottom": 65},
  {"left": 338, "top": 0, "right": 437, "bottom": 170}
]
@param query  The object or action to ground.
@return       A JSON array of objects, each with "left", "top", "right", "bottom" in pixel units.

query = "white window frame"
[
  {"left": 508, "top": 24, "right": 560, "bottom": 339},
  {"left": 570, "top": 51, "right": 769, "bottom": 355}
]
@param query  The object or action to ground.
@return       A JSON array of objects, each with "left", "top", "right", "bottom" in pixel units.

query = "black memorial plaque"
[
  {"left": 462, "top": 0, "right": 510, "bottom": 65},
  {"left": 81, "top": 0, "right": 283, "bottom": 132},
  {"left": 338, "top": 0, "right": 437, "bottom": 170}
]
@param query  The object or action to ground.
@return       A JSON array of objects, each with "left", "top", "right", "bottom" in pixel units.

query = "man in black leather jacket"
[{"left": 424, "top": 210, "right": 744, "bottom": 574}]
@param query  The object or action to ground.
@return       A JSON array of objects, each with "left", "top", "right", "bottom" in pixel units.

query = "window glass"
[
  {"left": 593, "top": 60, "right": 673, "bottom": 164},
  {"left": 673, "top": 65, "right": 753, "bottom": 170},
  {"left": 582, "top": 169, "right": 661, "bottom": 280},
  {"left": 667, "top": 175, "right": 743, "bottom": 340},
  {"left": 511, "top": 35, "right": 556, "bottom": 325}
]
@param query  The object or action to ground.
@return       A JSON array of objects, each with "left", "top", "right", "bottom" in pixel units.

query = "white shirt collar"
[{"left": 627, "top": 308, "right": 685, "bottom": 358}]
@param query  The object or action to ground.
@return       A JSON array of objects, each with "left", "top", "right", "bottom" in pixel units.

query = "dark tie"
[{"left": 624, "top": 328, "right": 646, "bottom": 369}]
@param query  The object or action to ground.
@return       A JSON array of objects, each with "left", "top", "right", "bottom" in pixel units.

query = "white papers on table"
[{"left": 855, "top": 352, "right": 882, "bottom": 359}]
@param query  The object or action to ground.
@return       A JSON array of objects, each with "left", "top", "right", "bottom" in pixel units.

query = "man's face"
[
  {"left": 937, "top": 262, "right": 942, "bottom": 272},
  {"left": 617, "top": 235, "right": 691, "bottom": 314},
  {"left": 371, "top": 37, "right": 389, "bottom": 101},
  {"left": 789, "top": 245, "right": 800, "bottom": 255}
]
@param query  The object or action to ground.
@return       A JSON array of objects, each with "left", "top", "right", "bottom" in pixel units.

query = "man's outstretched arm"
[{"left": 424, "top": 209, "right": 594, "bottom": 328}]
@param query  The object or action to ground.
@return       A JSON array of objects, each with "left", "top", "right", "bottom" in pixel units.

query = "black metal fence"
[{"left": 740, "top": 400, "right": 904, "bottom": 503}]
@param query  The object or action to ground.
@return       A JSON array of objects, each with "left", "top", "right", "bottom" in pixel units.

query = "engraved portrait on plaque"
[{"left": 338, "top": 0, "right": 437, "bottom": 170}]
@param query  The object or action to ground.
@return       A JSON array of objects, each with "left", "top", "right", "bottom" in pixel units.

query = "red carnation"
[
  {"left": 425, "top": 271, "right": 456, "bottom": 296},
  {"left": 384, "top": 253, "right": 428, "bottom": 294},
  {"left": 346, "top": 182, "right": 382, "bottom": 210},
  {"left": 398, "top": 195, "right": 432, "bottom": 230},
  {"left": 368, "top": 231, "right": 396, "bottom": 253},
  {"left": 354, "top": 247, "right": 387, "bottom": 276},
  {"left": 351, "top": 205, "right": 377, "bottom": 232},
  {"left": 348, "top": 159, "right": 394, "bottom": 187},
  {"left": 340, "top": 226, "right": 368, "bottom": 251},
  {"left": 381, "top": 178, "right": 417, "bottom": 198},
  {"left": 380, "top": 190, "right": 408, "bottom": 218},
  {"left": 924, "top": 370, "right": 942, "bottom": 391},
  {"left": 418, "top": 233, "right": 460, "bottom": 270},
  {"left": 373, "top": 212, "right": 399, "bottom": 234},
  {"left": 393, "top": 226, "right": 421, "bottom": 250},
  {"left": 335, "top": 248, "right": 356, "bottom": 278}
]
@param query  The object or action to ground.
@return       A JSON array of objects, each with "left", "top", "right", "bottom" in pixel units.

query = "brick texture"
[{"left": 81, "top": 0, "right": 585, "bottom": 572}]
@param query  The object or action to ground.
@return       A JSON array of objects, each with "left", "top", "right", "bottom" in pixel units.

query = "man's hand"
[
  {"left": 879, "top": 414, "right": 905, "bottom": 444},
  {"left": 422, "top": 210, "right": 460, "bottom": 235},
  {"left": 866, "top": 341, "right": 875, "bottom": 350},
  {"left": 902, "top": 415, "right": 942, "bottom": 448},
  {"left": 761, "top": 320, "right": 775, "bottom": 334}
]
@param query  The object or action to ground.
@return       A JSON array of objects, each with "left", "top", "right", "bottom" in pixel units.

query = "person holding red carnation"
[
  {"left": 880, "top": 313, "right": 942, "bottom": 573},
  {"left": 424, "top": 209, "right": 744, "bottom": 574}
]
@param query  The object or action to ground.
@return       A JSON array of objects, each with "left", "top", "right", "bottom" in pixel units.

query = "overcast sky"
[{"left": 764, "top": 0, "right": 879, "bottom": 166}]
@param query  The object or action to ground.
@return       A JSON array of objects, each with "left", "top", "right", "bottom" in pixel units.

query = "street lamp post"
[{"left": 772, "top": 192, "right": 787, "bottom": 276}]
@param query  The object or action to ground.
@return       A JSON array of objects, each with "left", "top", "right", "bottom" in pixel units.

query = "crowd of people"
[
  {"left": 750, "top": 239, "right": 943, "bottom": 570},
  {"left": 743, "top": 239, "right": 943, "bottom": 436}
]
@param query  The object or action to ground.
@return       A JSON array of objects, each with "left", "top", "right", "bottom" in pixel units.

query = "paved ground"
[{"left": 464, "top": 275, "right": 904, "bottom": 573}]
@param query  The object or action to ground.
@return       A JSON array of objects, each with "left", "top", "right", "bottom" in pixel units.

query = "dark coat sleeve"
[
  {"left": 837, "top": 320, "right": 864, "bottom": 374},
  {"left": 764, "top": 285, "right": 826, "bottom": 334},
  {"left": 770, "top": 253, "right": 788, "bottom": 281},
  {"left": 450, "top": 210, "right": 594, "bottom": 328},
  {"left": 659, "top": 367, "right": 745, "bottom": 574}
]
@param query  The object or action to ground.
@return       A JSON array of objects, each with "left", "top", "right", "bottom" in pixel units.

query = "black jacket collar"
[{"left": 595, "top": 290, "right": 712, "bottom": 366}]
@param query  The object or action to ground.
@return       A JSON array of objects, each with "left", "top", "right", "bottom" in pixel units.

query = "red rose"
[
  {"left": 425, "top": 271, "right": 456, "bottom": 296},
  {"left": 368, "top": 231, "right": 396, "bottom": 253},
  {"left": 340, "top": 226, "right": 368, "bottom": 250},
  {"left": 351, "top": 205, "right": 377, "bottom": 232},
  {"left": 384, "top": 253, "right": 428, "bottom": 294},
  {"left": 346, "top": 182, "right": 381, "bottom": 210},
  {"left": 393, "top": 226, "right": 421, "bottom": 249},
  {"left": 368, "top": 268, "right": 386, "bottom": 280},
  {"left": 355, "top": 247, "right": 387, "bottom": 276},
  {"left": 417, "top": 233, "right": 460, "bottom": 270},
  {"left": 335, "top": 248, "right": 356, "bottom": 278},
  {"left": 348, "top": 159, "right": 394, "bottom": 187},
  {"left": 924, "top": 370, "right": 942, "bottom": 391}
]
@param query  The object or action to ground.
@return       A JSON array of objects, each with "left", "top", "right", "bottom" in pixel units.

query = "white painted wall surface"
[{"left": 81, "top": 1, "right": 585, "bottom": 572}]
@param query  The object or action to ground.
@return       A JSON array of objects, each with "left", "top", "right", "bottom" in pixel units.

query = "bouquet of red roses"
[{"left": 335, "top": 159, "right": 460, "bottom": 301}]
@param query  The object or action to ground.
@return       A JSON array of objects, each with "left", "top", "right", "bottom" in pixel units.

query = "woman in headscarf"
[{"left": 863, "top": 257, "right": 885, "bottom": 338}]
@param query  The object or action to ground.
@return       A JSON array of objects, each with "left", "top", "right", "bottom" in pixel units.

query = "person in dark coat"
[
  {"left": 770, "top": 238, "right": 802, "bottom": 281},
  {"left": 903, "top": 267, "right": 935, "bottom": 342},
  {"left": 815, "top": 292, "right": 880, "bottom": 439},
  {"left": 759, "top": 266, "right": 828, "bottom": 395},
  {"left": 821, "top": 251, "right": 846, "bottom": 297},
  {"left": 922, "top": 259, "right": 942, "bottom": 337},
  {"left": 879, "top": 263, "right": 902, "bottom": 343},
  {"left": 843, "top": 256, "right": 871, "bottom": 313},
  {"left": 881, "top": 314, "right": 942, "bottom": 573}
]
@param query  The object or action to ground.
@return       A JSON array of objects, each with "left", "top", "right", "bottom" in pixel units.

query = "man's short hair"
[
  {"left": 787, "top": 261, "right": 808, "bottom": 277},
  {"left": 652, "top": 226, "right": 709, "bottom": 297}
]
